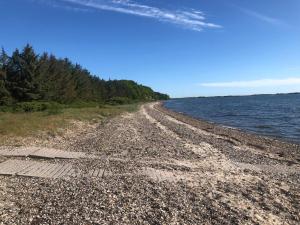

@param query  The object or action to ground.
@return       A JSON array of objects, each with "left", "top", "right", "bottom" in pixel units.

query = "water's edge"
[
  {"left": 163, "top": 94, "right": 300, "bottom": 144},
  {"left": 157, "top": 102, "right": 300, "bottom": 158},
  {"left": 163, "top": 102, "right": 298, "bottom": 145}
]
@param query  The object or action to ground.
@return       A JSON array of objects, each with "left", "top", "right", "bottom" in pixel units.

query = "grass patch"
[{"left": 0, "top": 103, "right": 139, "bottom": 141}]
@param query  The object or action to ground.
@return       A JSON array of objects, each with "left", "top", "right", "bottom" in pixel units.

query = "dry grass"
[{"left": 0, "top": 104, "right": 139, "bottom": 140}]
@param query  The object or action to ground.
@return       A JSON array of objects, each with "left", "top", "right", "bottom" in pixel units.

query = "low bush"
[
  {"left": 107, "top": 97, "right": 134, "bottom": 105},
  {"left": 13, "top": 102, "right": 47, "bottom": 112},
  {"left": 11, "top": 102, "right": 63, "bottom": 113}
]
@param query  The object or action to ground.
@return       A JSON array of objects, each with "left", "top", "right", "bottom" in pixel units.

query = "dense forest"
[{"left": 0, "top": 44, "right": 169, "bottom": 107}]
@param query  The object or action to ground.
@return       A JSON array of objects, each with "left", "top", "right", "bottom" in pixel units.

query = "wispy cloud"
[
  {"left": 238, "top": 7, "right": 285, "bottom": 26},
  {"left": 51, "top": 2, "right": 91, "bottom": 12},
  {"left": 46, "top": 0, "right": 221, "bottom": 31},
  {"left": 199, "top": 78, "right": 300, "bottom": 88}
]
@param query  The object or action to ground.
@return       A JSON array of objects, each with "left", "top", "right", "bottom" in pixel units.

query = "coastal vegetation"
[
  {"left": 0, "top": 44, "right": 169, "bottom": 110},
  {"left": 0, "top": 103, "right": 138, "bottom": 143},
  {"left": 0, "top": 45, "right": 168, "bottom": 139}
]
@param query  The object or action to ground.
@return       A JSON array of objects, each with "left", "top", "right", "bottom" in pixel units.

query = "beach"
[{"left": 0, "top": 102, "right": 299, "bottom": 224}]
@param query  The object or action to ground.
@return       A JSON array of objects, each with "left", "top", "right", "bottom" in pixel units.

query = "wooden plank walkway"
[
  {"left": 88, "top": 168, "right": 104, "bottom": 178},
  {"left": 0, "top": 147, "right": 40, "bottom": 157},
  {"left": 0, "top": 160, "right": 109, "bottom": 179},
  {"left": 0, "top": 147, "right": 87, "bottom": 159},
  {"left": 0, "top": 160, "right": 75, "bottom": 178}
]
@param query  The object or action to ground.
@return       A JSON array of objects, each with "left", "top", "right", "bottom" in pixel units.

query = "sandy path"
[{"left": 0, "top": 103, "right": 299, "bottom": 224}]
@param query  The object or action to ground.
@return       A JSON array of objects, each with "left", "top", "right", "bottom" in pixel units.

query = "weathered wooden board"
[
  {"left": 0, "top": 147, "right": 87, "bottom": 159},
  {"left": 0, "top": 147, "right": 39, "bottom": 157},
  {"left": 88, "top": 168, "right": 104, "bottom": 178},
  {"left": 0, "top": 160, "right": 75, "bottom": 178},
  {"left": 29, "top": 148, "right": 60, "bottom": 159},
  {"left": 40, "top": 164, "right": 60, "bottom": 178},
  {"left": 0, "top": 160, "right": 108, "bottom": 179},
  {"left": 0, "top": 160, "right": 32, "bottom": 175},
  {"left": 51, "top": 150, "right": 86, "bottom": 159}
]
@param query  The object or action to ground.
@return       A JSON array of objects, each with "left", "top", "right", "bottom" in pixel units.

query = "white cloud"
[
  {"left": 199, "top": 78, "right": 300, "bottom": 88},
  {"left": 49, "top": 0, "right": 222, "bottom": 31},
  {"left": 238, "top": 7, "right": 285, "bottom": 26}
]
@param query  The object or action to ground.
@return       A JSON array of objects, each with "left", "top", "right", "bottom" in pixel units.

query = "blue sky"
[{"left": 1, "top": 0, "right": 300, "bottom": 97}]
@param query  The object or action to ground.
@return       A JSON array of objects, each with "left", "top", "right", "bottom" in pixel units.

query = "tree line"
[{"left": 0, "top": 44, "right": 169, "bottom": 106}]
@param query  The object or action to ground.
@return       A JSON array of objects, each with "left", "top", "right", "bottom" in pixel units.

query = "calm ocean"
[{"left": 164, "top": 93, "right": 300, "bottom": 144}]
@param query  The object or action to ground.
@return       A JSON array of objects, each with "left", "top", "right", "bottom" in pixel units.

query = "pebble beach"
[{"left": 0, "top": 102, "right": 299, "bottom": 224}]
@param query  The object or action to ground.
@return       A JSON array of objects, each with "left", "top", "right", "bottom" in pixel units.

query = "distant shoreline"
[
  {"left": 171, "top": 92, "right": 300, "bottom": 99},
  {"left": 157, "top": 102, "right": 300, "bottom": 160}
]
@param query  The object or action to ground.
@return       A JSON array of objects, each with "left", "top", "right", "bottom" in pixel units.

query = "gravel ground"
[{"left": 0, "top": 103, "right": 299, "bottom": 224}]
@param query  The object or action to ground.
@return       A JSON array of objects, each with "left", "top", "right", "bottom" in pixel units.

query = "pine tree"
[
  {"left": 0, "top": 44, "right": 169, "bottom": 106},
  {"left": 19, "top": 44, "right": 41, "bottom": 100},
  {"left": 6, "top": 45, "right": 41, "bottom": 101}
]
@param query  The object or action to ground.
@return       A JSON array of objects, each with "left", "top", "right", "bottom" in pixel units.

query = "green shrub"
[
  {"left": 12, "top": 101, "right": 64, "bottom": 113},
  {"left": 14, "top": 102, "right": 47, "bottom": 112},
  {"left": 0, "top": 96, "right": 13, "bottom": 106},
  {"left": 107, "top": 97, "right": 134, "bottom": 105},
  {"left": 0, "top": 105, "right": 13, "bottom": 112}
]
